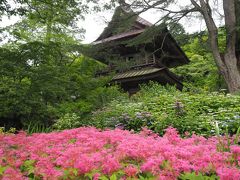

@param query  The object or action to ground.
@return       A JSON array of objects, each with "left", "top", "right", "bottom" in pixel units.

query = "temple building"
[{"left": 91, "top": 4, "right": 189, "bottom": 94}]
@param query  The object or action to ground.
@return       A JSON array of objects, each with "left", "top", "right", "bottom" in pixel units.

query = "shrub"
[
  {"left": 0, "top": 127, "right": 16, "bottom": 134},
  {"left": 53, "top": 86, "right": 128, "bottom": 130},
  {"left": 53, "top": 113, "right": 82, "bottom": 130},
  {"left": 116, "top": 112, "right": 155, "bottom": 131},
  {"left": 1, "top": 127, "right": 240, "bottom": 179},
  {"left": 90, "top": 83, "right": 240, "bottom": 136}
]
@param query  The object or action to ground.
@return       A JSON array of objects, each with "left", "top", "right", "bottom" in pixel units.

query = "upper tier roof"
[
  {"left": 91, "top": 5, "right": 190, "bottom": 68},
  {"left": 94, "top": 5, "right": 152, "bottom": 42}
]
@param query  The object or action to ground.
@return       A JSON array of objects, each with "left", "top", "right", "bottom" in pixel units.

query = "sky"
[
  {"left": 80, "top": 6, "right": 207, "bottom": 43},
  {"left": 0, "top": 0, "right": 223, "bottom": 44},
  {"left": 80, "top": 0, "right": 223, "bottom": 43}
]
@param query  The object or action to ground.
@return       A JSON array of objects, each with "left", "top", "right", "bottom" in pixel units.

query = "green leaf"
[
  {"left": 99, "top": 175, "right": 109, "bottom": 180},
  {"left": 110, "top": 174, "right": 117, "bottom": 180},
  {"left": 0, "top": 166, "right": 7, "bottom": 175}
]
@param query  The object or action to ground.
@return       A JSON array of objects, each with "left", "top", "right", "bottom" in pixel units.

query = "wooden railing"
[
  {"left": 128, "top": 63, "right": 155, "bottom": 70},
  {"left": 95, "top": 62, "right": 156, "bottom": 77}
]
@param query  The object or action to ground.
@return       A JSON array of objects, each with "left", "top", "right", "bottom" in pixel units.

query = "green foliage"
[
  {"left": 3, "top": 2, "right": 133, "bottom": 132},
  {"left": 0, "top": 39, "right": 118, "bottom": 130},
  {"left": 116, "top": 112, "right": 155, "bottom": 131},
  {"left": 0, "top": 127, "right": 16, "bottom": 134},
  {"left": 20, "top": 160, "right": 35, "bottom": 177},
  {"left": 54, "top": 86, "right": 128, "bottom": 130},
  {"left": 1, "top": 0, "right": 102, "bottom": 130},
  {"left": 173, "top": 29, "right": 227, "bottom": 92},
  {"left": 173, "top": 53, "right": 225, "bottom": 92},
  {"left": 179, "top": 172, "right": 219, "bottom": 180},
  {"left": 0, "top": 0, "right": 26, "bottom": 20},
  {"left": 26, "top": 121, "right": 52, "bottom": 134},
  {"left": 0, "top": 166, "right": 7, "bottom": 176},
  {"left": 53, "top": 113, "right": 82, "bottom": 130},
  {"left": 90, "top": 83, "right": 240, "bottom": 136},
  {"left": 4, "top": 0, "right": 96, "bottom": 43},
  {"left": 166, "top": 18, "right": 189, "bottom": 46},
  {"left": 1, "top": 0, "right": 238, "bottom": 134}
]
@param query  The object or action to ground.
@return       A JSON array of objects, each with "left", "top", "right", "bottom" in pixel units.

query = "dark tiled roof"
[
  {"left": 112, "top": 67, "right": 165, "bottom": 81},
  {"left": 94, "top": 5, "right": 152, "bottom": 43},
  {"left": 93, "top": 29, "right": 145, "bottom": 45},
  {"left": 93, "top": 16, "right": 152, "bottom": 45}
]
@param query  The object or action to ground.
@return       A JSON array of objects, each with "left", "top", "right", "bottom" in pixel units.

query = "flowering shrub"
[
  {"left": 53, "top": 113, "right": 82, "bottom": 130},
  {"left": 115, "top": 112, "right": 154, "bottom": 131},
  {"left": 1, "top": 127, "right": 240, "bottom": 179},
  {"left": 91, "top": 84, "right": 240, "bottom": 136}
]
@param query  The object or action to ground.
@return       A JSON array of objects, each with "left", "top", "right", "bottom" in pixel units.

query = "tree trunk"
[
  {"left": 45, "top": 21, "right": 52, "bottom": 43},
  {"left": 196, "top": 0, "right": 240, "bottom": 93},
  {"left": 235, "top": 0, "right": 240, "bottom": 69},
  {"left": 222, "top": 0, "right": 240, "bottom": 93},
  {"left": 235, "top": 0, "right": 240, "bottom": 53},
  {"left": 222, "top": 54, "right": 240, "bottom": 93}
]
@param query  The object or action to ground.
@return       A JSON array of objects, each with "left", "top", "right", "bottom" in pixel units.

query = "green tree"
[
  {"left": 7, "top": 0, "right": 89, "bottom": 43},
  {"left": 0, "top": 42, "right": 69, "bottom": 128},
  {"left": 0, "top": 0, "right": 109, "bottom": 129},
  {"left": 0, "top": 0, "right": 26, "bottom": 19},
  {"left": 0, "top": 41, "right": 107, "bottom": 129}
]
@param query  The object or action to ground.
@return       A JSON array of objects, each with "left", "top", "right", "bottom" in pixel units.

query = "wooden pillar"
[
  {"left": 145, "top": 51, "right": 148, "bottom": 64},
  {"left": 153, "top": 53, "right": 156, "bottom": 63}
]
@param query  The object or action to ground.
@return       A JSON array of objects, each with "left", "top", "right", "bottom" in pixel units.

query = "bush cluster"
[{"left": 90, "top": 83, "right": 240, "bottom": 136}]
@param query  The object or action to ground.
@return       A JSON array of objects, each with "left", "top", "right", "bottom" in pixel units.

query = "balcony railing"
[{"left": 95, "top": 62, "right": 156, "bottom": 77}]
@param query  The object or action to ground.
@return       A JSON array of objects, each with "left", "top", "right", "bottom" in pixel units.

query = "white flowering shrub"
[{"left": 53, "top": 113, "right": 81, "bottom": 130}]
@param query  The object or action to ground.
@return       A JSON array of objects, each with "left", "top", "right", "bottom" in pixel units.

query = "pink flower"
[
  {"left": 93, "top": 173, "right": 101, "bottom": 180},
  {"left": 0, "top": 126, "right": 240, "bottom": 179},
  {"left": 102, "top": 156, "right": 121, "bottom": 175},
  {"left": 74, "top": 155, "right": 95, "bottom": 174},
  {"left": 231, "top": 145, "right": 240, "bottom": 155},
  {"left": 124, "top": 165, "right": 138, "bottom": 177},
  {"left": 217, "top": 167, "right": 240, "bottom": 180},
  {"left": 141, "top": 157, "right": 164, "bottom": 174},
  {"left": 3, "top": 167, "right": 24, "bottom": 180},
  {"left": 163, "top": 127, "right": 181, "bottom": 144}
]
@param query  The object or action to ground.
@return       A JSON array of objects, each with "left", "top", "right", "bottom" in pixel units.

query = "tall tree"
[
  {"left": 0, "top": 0, "right": 102, "bottom": 129},
  {"left": 0, "top": 0, "right": 25, "bottom": 19},
  {"left": 8, "top": 0, "right": 90, "bottom": 43},
  {"left": 114, "top": 0, "right": 240, "bottom": 93}
]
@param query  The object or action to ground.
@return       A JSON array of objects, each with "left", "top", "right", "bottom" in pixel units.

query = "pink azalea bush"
[{"left": 0, "top": 127, "right": 240, "bottom": 179}]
